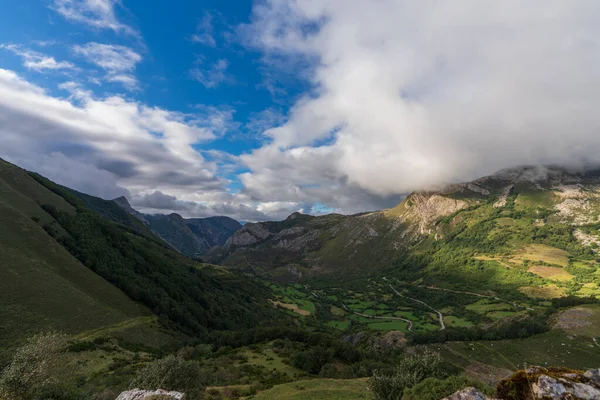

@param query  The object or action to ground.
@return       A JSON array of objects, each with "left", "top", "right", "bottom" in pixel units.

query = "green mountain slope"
[
  {"left": 0, "top": 159, "right": 280, "bottom": 358},
  {"left": 0, "top": 159, "right": 150, "bottom": 358}
]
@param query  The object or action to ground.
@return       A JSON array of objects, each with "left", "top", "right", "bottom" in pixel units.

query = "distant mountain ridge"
[
  {"left": 113, "top": 196, "right": 241, "bottom": 257},
  {"left": 205, "top": 164, "right": 600, "bottom": 281}
]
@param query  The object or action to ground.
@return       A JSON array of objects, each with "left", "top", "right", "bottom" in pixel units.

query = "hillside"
[
  {"left": 0, "top": 159, "right": 279, "bottom": 358},
  {"left": 0, "top": 159, "right": 152, "bottom": 359},
  {"left": 113, "top": 197, "right": 241, "bottom": 257},
  {"left": 203, "top": 165, "right": 600, "bottom": 351}
]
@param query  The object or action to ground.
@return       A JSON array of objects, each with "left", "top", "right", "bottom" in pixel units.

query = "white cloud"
[
  {"left": 190, "top": 59, "right": 231, "bottom": 88},
  {"left": 0, "top": 68, "right": 300, "bottom": 221},
  {"left": 191, "top": 12, "right": 216, "bottom": 47},
  {"left": 0, "top": 44, "right": 76, "bottom": 72},
  {"left": 239, "top": 0, "right": 600, "bottom": 203},
  {"left": 73, "top": 42, "right": 142, "bottom": 89},
  {"left": 50, "top": 0, "right": 138, "bottom": 36}
]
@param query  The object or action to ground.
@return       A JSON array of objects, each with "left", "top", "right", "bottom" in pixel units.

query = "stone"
[
  {"left": 115, "top": 389, "right": 185, "bottom": 400},
  {"left": 442, "top": 387, "right": 492, "bottom": 400}
]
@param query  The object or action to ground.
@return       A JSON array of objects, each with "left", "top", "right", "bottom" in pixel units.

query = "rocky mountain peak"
[{"left": 286, "top": 211, "right": 304, "bottom": 220}]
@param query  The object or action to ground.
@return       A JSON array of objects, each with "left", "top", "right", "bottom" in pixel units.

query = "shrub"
[
  {"left": 0, "top": 332, "right": 82, "bottom": 400},
  {"left": 369, "top": 350, "right": 446, "bottom": 400},
  {"left": 130, "top": 355, "right": 206, "bottom": 399}
]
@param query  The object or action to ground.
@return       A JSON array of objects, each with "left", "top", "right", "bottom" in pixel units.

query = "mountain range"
[
  {"left": 113, "top": 196, "right": 241, "bottom": 258},
  {"left": 3, "top": 157, "right": 600, "bottom": 399}
]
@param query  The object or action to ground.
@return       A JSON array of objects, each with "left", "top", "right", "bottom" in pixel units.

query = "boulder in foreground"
[{"left": 116, "top": 389, "right": 185, "bottom": 400}]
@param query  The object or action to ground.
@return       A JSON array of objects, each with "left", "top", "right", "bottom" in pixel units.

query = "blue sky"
[{"left": 0, "top": 1, "right": 598, "bottom": 221}]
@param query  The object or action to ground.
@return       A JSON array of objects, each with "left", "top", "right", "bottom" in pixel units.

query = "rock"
[
  {"left": 498, "top": 366, "right": 600, "bottom": 400},
  {"left": 368, "top": 331, "right": 407, "bottom": 354},
  {"left": 532, "top": 375, "right": 567, "bottom": 399},
  {"left": 584, "top": 368, "right": 600, "bottom": 384},
  {"left": 115, "top": 389, "right": 185, "bottom": 400},
  {"left": 343, "top": 332, "right": 365, "bottom": 346},
  {"left": 442, "top": 387, "right": 492, "bottom": 400}
]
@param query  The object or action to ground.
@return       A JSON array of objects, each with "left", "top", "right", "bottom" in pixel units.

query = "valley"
[{"left": 3, "top": 161, "right": 600, "bottom": 399}]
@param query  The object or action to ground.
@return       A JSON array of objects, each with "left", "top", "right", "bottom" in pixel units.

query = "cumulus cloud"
[
  {"left": 0, "top": 44, "right": 76, "bottom": 72},
  {"left": 50, "top": 0, "right": 138, "bottom": 36},
  {"left": 0, "top": 68, "right": 306, "bottom": 221},
  {"left": 190, "top": 59, "right": 231, "bottom": 88},
  {"left": 0, "top": 69, "right": 220, "bottom": 198},
  {"left": 73, "top": 42, "right": 142, "bottom": 90},
  {"left": 240, "top": 0, "right": 600, "bottom": 202}
]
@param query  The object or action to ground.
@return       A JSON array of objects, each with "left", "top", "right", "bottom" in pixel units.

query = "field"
[
  {"left": 517, "top": 244, "right": 570, "bottom": 267},
  {"left": 519, "top": 285, "right": 567, "bottom": 299},
  {"left": 268, "top": 276, "right": 536, "bottom": 335},
  {"left": 249, "top": 378, "right": 370, "bottom": 400},
  {"left": 527, "top": 265, "right": 574, "bottom": 281},
  {"left": 443, "top": 328, "right": 600, "bottom": 372}
]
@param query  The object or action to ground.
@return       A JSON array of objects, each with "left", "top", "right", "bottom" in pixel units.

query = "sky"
[{"left": 1, "top": 1, "right": 599, "bottom": 221}]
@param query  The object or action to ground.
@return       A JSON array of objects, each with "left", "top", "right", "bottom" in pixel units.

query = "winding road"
[
  {"left": 394, "top": 279, "right": 534, "bottom": 311},
  {"left": 389, "top": 284, "right": 446, "bottom": 330}
]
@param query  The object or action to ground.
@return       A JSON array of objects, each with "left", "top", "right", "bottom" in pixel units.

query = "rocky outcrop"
[
  {"left": 113, "top": 196, "right": 149, "bottom": 225},
  {"left": 443, "top": 387, "right": 494, "bottom": 400},
  {"left": 496, "top": 366, "right": 600, "bottom": 400},
  {"left": 227, "top": 223, "right": 272, "bottom": 246},
  {"left": 116, "top": 389, "right": 184, "bottom": 400}
]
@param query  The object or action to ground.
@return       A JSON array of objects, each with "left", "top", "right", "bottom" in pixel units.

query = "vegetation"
[
  {"left": 5, "top": 160, "right": 600, "bottom": 399},
  {"left": 368, "top": 350, "right": 450, "bottom": 400},
  {"left": 0, "top": 333, "right": 81, "bottom": 400},
  {"left": 30, "top": 172, "right": 279, "bottom": 335}
]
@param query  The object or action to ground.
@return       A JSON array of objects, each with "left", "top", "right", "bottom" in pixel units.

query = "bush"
[
  {"left": 0, "top": 332, "right": 83, "bottom": 400},
  {"left": 130, "top": 355, "right": 206, "bottom": 400},
  {"left": 369, "top": 350, "right": 446, "bottom": 400}
]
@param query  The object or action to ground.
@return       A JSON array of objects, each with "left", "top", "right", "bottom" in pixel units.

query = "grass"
[
  {"left": 0, "top": 161, "right": 150, "bottom": 361},
  {"left": 528, "top": 265, "right": 574, "bottom": 282},
  {"left": 496, "top": 218, "right": 515, "bottom": 226},
  {"left": 250, "top": 378, "right": 370, "bottom": 400},
  {"left": 241, "top": 347, "right": 304, "bottom": 378},
  {"left": 444, "top": 316, "right": 475, "bottom": 328},
  {"left": 465, "top": 299, "right": 512, "bottom": 314},
  {"left": 327, "top": 320, "right": 350, "bottom": 330},
  {"left": 517, "top": 244, "right": 570, "bottom": 267},
  {"left": 519, "top": 285, "right": 566, "bottom": 299},
  {"left": 444, "top": 328, "right": 600, "bottom": 371},
  {"left": 330, "top": 306, "right": 345, "bottom": 316},
  {"left": 552, "top": 304, "right": 600, "bottom": 337},
  {"left": 368, "top": 320, "right": 409, "bottom": 331},
  {"left": 272, "top": 301, "right": 311, "bottom": 316}
]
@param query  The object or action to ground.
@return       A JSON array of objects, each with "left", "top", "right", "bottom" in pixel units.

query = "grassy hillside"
[
  {"left": 28, "top": 171, "right": 279, "bottom": 335},
  {"left": 0, "top": 159, "right": 153, "bottom": 360},
  {"left": 0, "top": 159, "right": 284, "bottom": 360}
]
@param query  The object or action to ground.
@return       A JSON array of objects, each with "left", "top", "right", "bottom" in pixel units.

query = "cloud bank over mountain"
[
  {"left": 241, "top": 0, "right": 600, "bottom": 200},
  {"left": 2, "top": 1, "right": 600, "bottom": 221}
]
